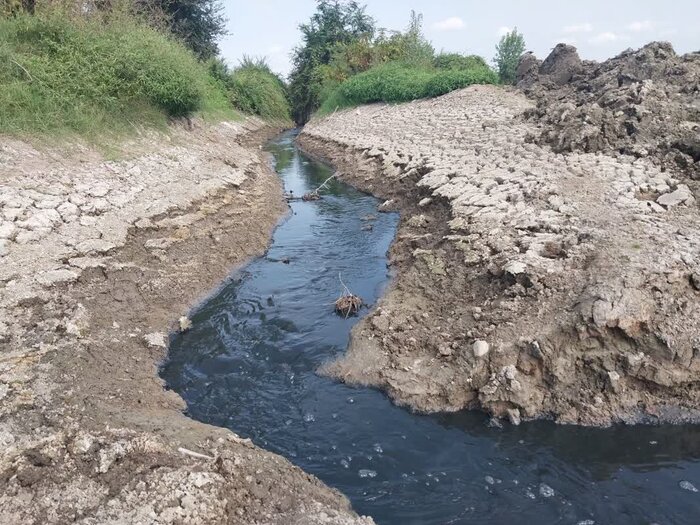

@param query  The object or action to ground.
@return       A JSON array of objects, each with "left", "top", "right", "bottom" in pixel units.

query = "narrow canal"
[{"left": 161, "top": 130, "right": 700, "bottom": 524}]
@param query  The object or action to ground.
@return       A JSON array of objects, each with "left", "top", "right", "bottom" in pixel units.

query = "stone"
[
  {"left": 418, "top": 197, "right": 432, "bottom": 207},
  {"left": 506, "top": 408, "right": 521, "bottom": 426},
  {"left": 504, "top": 261, "right": 527, "bottom": 276},
  {"left": 36, "top": 269, "right": 80, "bottom": 287},
  {"left": 144, "top": 332, "right": 167, "bottom": 349},
  {"left": 0, "top": 239, "right": 8, "bottom": 257},
  {"left": 657, "top": 184, "right": 694, "bottom": 207},
  {"left": 0, "top": 222, "right": 17, "bottom": 240},
  {"left": 473, "top": 340, "right": 490, "bottom": 358},
  {"left": 57, "top": 201, "right": 80, "bottom": 222},
  {"left": 179, "top": 316, "right": 193, "bottom": 332}
]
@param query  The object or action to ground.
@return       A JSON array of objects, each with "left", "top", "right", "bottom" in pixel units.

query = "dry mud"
[
  {"left": 0, "top": 120, "right": 372, "bottom": 524},
  {"left": 300, "top": 80, "right": 700, "bottom": 427}
]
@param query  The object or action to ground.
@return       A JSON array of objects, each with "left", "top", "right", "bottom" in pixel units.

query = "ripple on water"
[{"left": 162, "top": 131, "right": 700, "bottom": 525}]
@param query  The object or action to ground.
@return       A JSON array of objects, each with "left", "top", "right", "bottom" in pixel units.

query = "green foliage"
[
  {"left": 139, "top": 0, "right": 226, "bottom": 59},
  {"left": 494, "top": 27, "right": 525, "bottom": 84},
  {"left": 0, "top": 11, "right": 230, "bottom": 136},
  {"left": 227, "top": 59, "right": 291, "bottom": 123},
  {"left": 434, "top": 52, "right": 487, "bottom": 71},
  {"left": 288, "top": 0, "right": 375, "bottom": 124},
  {"left": 317, "top": 61, "right": 497, "bottom": 114}
]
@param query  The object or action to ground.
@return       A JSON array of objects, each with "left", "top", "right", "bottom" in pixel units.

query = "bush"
[
  {"left": 228, "top": 61, "right": 291, "bottom": 123},
  {"left": 434, "top": 53, "right": 488, "bottom": 71},
  {"left": 424, "top": 68, "right": 499, "bottom": 97},
  {"left": 0, "top": 12, "right": 228, "bottom": 136},
  {"left": 317, "top": 60, "right": 497, "bottom": 114}
]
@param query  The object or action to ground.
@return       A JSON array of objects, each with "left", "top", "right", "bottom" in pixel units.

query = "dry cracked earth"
[
  {"left": 0, "top": 120, "right": 371, "bottom": 524},
  {"left": 301, "top": 61, "right": 700, "bottom": 426},
  {"left": 1, "top": 40, "right": 699, "bottom": 524}
]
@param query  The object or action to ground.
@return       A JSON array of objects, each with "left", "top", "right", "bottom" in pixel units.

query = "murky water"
[{"left": 161, "top": 131, "right": 700, "bottom": 524}]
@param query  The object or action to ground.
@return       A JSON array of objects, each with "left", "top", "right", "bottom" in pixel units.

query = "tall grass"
[
  {"left": 227, "top": 58, "right": 292, "bottom": 124},
  {"left": 317, "top": 61, "right": 498, "bottom": 116},
  {"left": 0, "top": 11, "right": 235, "bottom": 136}
]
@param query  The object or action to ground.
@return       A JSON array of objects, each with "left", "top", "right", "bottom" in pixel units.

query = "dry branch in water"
[
  {"left": 334, "top": 273, "right": 363, "bottom": 317},
  {"left": 302, "top": 173, "right": 337, "bottom": 201}
]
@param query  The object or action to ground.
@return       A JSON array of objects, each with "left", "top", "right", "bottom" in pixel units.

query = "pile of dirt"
[{"left": 518, "top": 42, "right": 700, "bottom": 178}]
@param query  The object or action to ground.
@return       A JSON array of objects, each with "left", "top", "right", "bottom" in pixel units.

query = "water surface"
[{"left": 162, "top": 130, "right": 700, "bottom": 524}]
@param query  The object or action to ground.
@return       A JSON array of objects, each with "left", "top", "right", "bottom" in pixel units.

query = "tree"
[
  {"left": 143, "top": 0, "right": 226, "bottom": 59},
  {"left": 494, "top": 28, "right": 525, "bottom": 85},
  {"left": 288, "top": 0, "right": 375, "bottom": 124}
]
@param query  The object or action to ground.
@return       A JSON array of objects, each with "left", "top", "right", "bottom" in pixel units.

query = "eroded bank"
[
  {"left": 0, "top": 120, "right": 371, "bottom": 524},
  {"left": 299, "top": 80, "right": 700, "bottom": 426}
]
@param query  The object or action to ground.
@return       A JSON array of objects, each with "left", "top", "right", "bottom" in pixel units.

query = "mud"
[
  {"left": 0, "top": 121, "right": 372, "bottom": 524},
  {"left": 299, "top": 81, "right": 700, "bottom": 427}
]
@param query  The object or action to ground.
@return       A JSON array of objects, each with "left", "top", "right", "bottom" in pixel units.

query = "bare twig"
[
  {"left": 314, "top": 172, "right": 337, "bottom": 194},
  {"left": 335, "top": 272, "right": 362, "bottom": 318},
  {"left": 11, "top": 59, "right": 33, "bottom": 82}
]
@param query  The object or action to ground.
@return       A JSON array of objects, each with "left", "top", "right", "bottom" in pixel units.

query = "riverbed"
[{"left": 162, "top": 130, "right": 700, "bottom": 524}]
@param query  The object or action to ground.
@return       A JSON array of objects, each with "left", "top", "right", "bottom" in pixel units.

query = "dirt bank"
[
  {"left": 0, "top": 120, "right": 372, "bottom": 524},
  {"left": 299, "top": 78, "right": 700, "bottom": 427},
  {"left": 518, "top": 42, "right": 699, "bottom": 178}
]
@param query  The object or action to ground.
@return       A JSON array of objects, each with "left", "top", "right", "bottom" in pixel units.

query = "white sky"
[{"left": 218, "top": 0, "right": 699, "bottom": 77}]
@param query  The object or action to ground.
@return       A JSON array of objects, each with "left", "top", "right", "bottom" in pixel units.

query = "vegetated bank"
[
  {"left": 299, "top": 42, "right": 700, "bottom": 427},
  {"left": 288, "top": 3, "right": 513, "bottom": 123},
  {"left": 0, "top": 5, "right": 374, "bottom": 525},
  {"left": 0, "top": 8, "right": 291, "bottom": 138}
]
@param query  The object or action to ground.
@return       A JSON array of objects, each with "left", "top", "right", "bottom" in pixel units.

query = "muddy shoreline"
[{"left": 0, "top": 121, "right": 371, "bottom": 524}]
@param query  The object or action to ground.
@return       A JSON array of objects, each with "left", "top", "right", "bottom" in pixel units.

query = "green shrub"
[
  {"left": 318, "top": 60, "right": 497, "bottom": 114},
  {"left": 0, "top": 12, "right": 230, "bottom": 136},
  {"left": 424, "top": 68, "right": 499, "bottom": 97},
  {"left": 228, "top": 62, "right": 291, "bottom": 123},
  {"left": 434, "top": 53, "right": 488, "bottom": 71}
]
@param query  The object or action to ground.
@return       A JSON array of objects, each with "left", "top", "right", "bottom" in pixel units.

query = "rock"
[
  {"left": 0, "top": 239, "right": 8, "bottom": 257},
  {"left": 680, "top": 480, "right": 698, "bottom": 492},
  {"left": 407, "top": 214, "right": 429, "bottom": 228},
  {"left": 539, "top": 483, "right": 555, "bottom": 497},
  {"left": 179, "top": 316, "right": 193, "bottom": 332},
  {"left": 57, "top": 201, "right": 80, "bottom": 222},
  {"left": 657, "top": 184, "right": 694, "bottom": 207},
  {"left": 506, "top": 408, "right": 521, "bottom": 426},
  {"left": 539, "top": 43, "right": 582, "bottom": 85},
  {"left": 0, "top": 222, "right": 17, "bottom": 240},
  {"left": 36, "top": 269, "right": 80, "bottom": 287},
  {"left": 438, "top": 344, "right": 453, "bottom": 357},
  {"left": 378, "top": 199, "right": 396, "bottom": 212},
  {"left": 22, "top": 208, "right": 62, "bottom": 231},
  {"left": 143, "top": 332, "right": 167, "bottom": 349},
  {"left": 473, "top": 340, "right": 490, "bottom": 358},
  {"left": 144, "top": 237, "right": 179, "bottom": 250},
  {"left": 75, "top": 238, "right": 117, "bottom": 255},
  {"left": 418, "top": 197, "right": 432, "bottom": 207},
  {"left": 504, "top": 261, "right": 527, "bottom": 276}
]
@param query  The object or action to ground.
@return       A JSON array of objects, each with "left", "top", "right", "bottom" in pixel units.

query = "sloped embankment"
[
  {"left": 0, "top": 120, "right": 371, "bottom": 524},
  {"left": 299, "top": 78, "right": 700, "bottom": 426}
]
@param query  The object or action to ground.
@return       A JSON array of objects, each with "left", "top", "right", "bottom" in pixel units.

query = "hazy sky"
[{"left": 218, "top": 0, "right": 698, "bottom": 77}]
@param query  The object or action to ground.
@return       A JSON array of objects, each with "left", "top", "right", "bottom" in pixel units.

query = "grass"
[
  {"left": 316, "top": 61, "right": 498, "bottom": 116},
  {"left": 0, "top": 12, "right": 238, "bottom": 138},
  {"left": 227, "top": 61, "right": 292, "bottom": 124}
]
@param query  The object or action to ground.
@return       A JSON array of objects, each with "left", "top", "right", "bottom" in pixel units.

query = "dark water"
[{"left": 162, "top": 131, "right": 700, "bottom": 524}]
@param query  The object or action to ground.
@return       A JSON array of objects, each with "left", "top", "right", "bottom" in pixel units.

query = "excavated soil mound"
[{"left": 519, "top": 42, "right": 700, "bottom": 178}]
